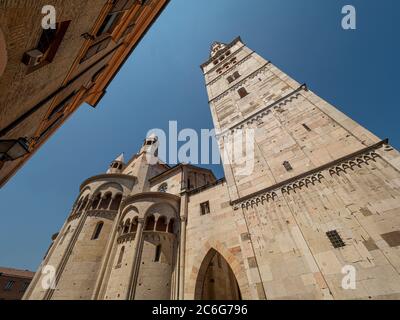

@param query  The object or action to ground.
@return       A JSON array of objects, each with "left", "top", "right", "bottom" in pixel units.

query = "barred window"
[{"left": 326, "top": 230, "right": 346, "bottom": 248}]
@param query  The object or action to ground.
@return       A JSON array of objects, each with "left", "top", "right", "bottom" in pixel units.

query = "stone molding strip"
[
  {"left": 216, "top": 84, "right": 307, "bottom": 139},
  {"left": 79, "top": 173, "right": 137, "bottom": 191},
  {"left": 230, "top": 139, "right": 389, "bottom": 209},
  {"left": 208, "top": 62, "right": 272, "bottom": 104},
  {"left": 205, "top": 51, "right": 254, "bottom": 86},
  {"left": 87, "top": 209, "right": 118, "bottom": 221},
  {"left": 187, "top": 177, "right": 226, "bottom": 196}
]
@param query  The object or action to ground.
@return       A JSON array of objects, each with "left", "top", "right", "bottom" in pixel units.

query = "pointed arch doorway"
[{"left": 194, "top": 249, "right": 242, "bottom": 300}]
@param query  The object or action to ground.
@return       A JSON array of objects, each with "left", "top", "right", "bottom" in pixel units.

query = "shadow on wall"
[{"left": 0, "top": 27, "right": 6, "bottom": 77}]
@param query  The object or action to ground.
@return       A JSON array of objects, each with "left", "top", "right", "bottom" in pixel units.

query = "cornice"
[
  {"left": 215, "top": 84, "right": 308, "bottom": 138},
  {"left": 208, "top": 62, "right": 271, "bottom": 104},
  {"left": 121, "top": 192, "right": 181, "bottom": 208},
  {"left": 79, "top": 174, "right": 137, "bottom": 191},
  {"left": 205, "top": 51, "right": 254, "bottom": 87},
  {"left": 187, "top": 178, "right": 226, "bottom": 196},
  {"left": 87, "top": 209, "right": 118, "bottom": 221},
  {"left": 230, "top": 139, "right": 389, "bottom": 210},
  {"left": 149, "top": 163, "right": 216, "bottom": 183}
]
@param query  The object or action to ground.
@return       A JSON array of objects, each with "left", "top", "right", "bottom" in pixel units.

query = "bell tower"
[{"left": 201, "top": 37, "right": 386, "bottom": 202}]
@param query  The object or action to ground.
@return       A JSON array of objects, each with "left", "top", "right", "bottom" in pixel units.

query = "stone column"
[
  {"left": 126, "top": 217, "right": 144, "bottom": 300},
  {"left": 91, "top": 200, "right": 121, "bottom": 300},
  {"left": 178, "top": 193, "right": 188, "bottom": 300}
]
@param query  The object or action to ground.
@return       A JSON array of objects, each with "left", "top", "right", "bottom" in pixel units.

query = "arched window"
[
  {"left": 91, "top": 193, "right": 101, "bottom": 209},
  {"left": 156, "top": 216, "right": 167, "bottom": 232},
  {"left": 123, "top": 219, "right": 131, "bottom": 234},
  {"left": 110, "top": 194, "right": 123, "bottom": 211},
  {"left": 154, "top": 245, "right": 162, "bottom": 262},
  {"left": 92, "top": 221, "right": 104, "bottom": 240},
  {"left": 116, "top": 246, "right": 125, "bottom": 267},
  {"left": 158, "top": 183, "right": 168, "bottom": 193},
  {"left": 130, "top": 217, "right": 138, "bottom": 233},
  {"left": 168, "top": 219, "right": 175, "bottom": 233},
  {"left": 99, "top": 193, "right": 112, "bottom": 210},
  {"left": 145, "top": 215, "right": 155, "bottom": 231}
]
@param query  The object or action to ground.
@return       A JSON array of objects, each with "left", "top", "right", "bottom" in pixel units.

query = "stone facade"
[{"left": 24, "top": 38, "right": 400, "bottom": 300}]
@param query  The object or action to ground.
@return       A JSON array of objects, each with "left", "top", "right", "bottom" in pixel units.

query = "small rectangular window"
[
  {"left": 283, "top": 161, "right": 293, "bottom": 172},
  {"left": 21, "top": 282, "right": 30, "bottom": 292},
  {"left": 227, "top": 76, "right": 234, "bottom": 83},
  {"left": 326, "top": 230, "right": 346, "bottom": 249},
  {"left": 238, "top": 87, "right": 248, "bottom": 99},
  {"left": 200, "top": 201, "right": 210, "bottom": 216},
  {"left": 4, "top": 280, "right": 15, "bottom": 291},
  {"left": 302, "top": 123, "right": 311, "bottom": 132}
]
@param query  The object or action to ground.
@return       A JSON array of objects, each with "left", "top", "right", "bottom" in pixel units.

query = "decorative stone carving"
[{"left": 87, "top": 209, "right": 118, "bottom": 221}]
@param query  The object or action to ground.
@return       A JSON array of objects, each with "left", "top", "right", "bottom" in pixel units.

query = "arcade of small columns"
[
  {"left": 72, "top": 192, "right": 124, "bottom": 214},
  {"left": 117, "top": 214, "right": 176, "bottom": 241}
]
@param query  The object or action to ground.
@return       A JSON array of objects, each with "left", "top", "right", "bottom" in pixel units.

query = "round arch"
[
  {"left": 119, "top": 205, "right": 139, "bottom": 223},
  {"left": 92, "top": 182, "right": 124, "bottom": 198},
  {"left": 144, "top": 202, "right": 178, "bottom": 220}
]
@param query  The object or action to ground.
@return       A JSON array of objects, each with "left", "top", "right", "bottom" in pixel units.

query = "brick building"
[
  {"left": 0, "top": 0, "right": 169, "bottom": 187},
  {"left": 0, "top": 267, "right": 34, "bottom": 300}
]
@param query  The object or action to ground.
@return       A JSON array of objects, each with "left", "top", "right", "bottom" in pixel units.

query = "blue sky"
[{"left": 1, "top": 0, "right": 399, "bottom": 271}]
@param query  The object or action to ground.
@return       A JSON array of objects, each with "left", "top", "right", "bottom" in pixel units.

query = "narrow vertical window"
[
  {"left": 200, "top": 201, "right": 211, "bottom": 216},
  {"left": 283, "top": 161, "right": 293, "bottom": 172},
  {"left": 154, "top": 245, "right": 162, "bottom": 262},
  {"left": 302, "top": 123, "right": 311, "bottom": 132},
  {"left": 92, "top": 221, "right": 104, "bottom": 240},
  {"left": 117, "top": 246, "right": 125, "bottom": 267}
]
